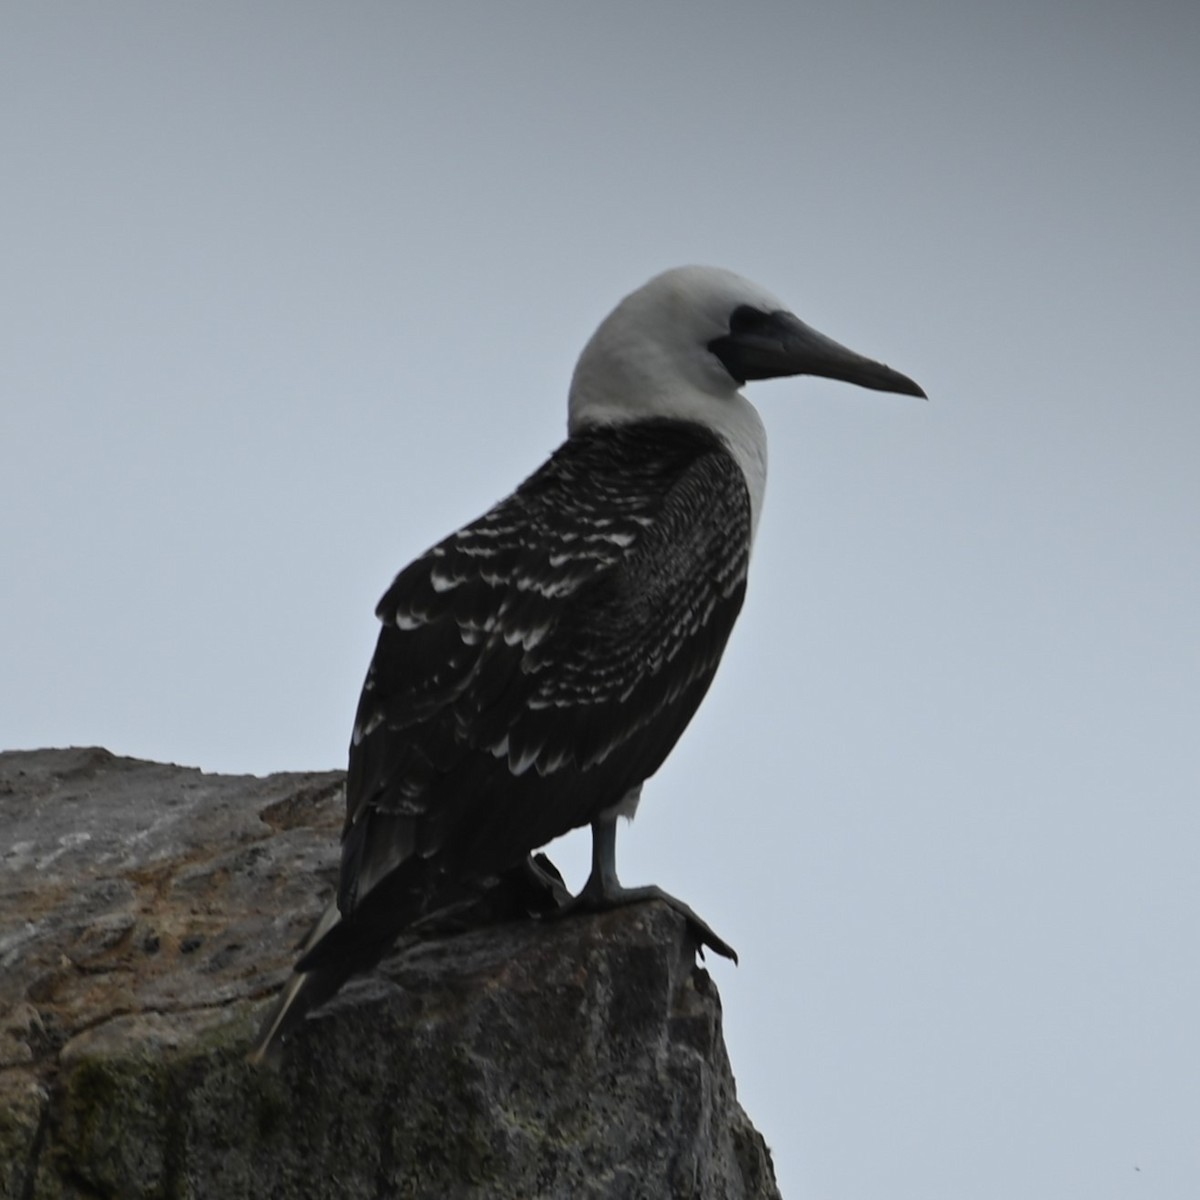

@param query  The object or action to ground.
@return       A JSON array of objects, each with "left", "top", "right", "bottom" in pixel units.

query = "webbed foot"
[{"left": 547, "top": 876, "right": 737, "bottom": 963}]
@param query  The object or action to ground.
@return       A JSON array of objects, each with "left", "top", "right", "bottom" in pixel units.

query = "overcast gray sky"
[{"left": 3, "top": 4, "right": 1198, "bottom": 1197}]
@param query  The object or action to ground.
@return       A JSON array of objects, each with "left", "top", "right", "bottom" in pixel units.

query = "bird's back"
[{"left": 338, "top": 417, "right": 753, "bottom": 920}]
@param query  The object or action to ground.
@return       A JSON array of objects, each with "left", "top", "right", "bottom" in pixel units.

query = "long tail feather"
[{"left": 247, "top": 900, "right": 345, "bottom": 1065}]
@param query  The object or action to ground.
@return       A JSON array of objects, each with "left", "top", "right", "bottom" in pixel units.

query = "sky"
[{"left": 2, "top": 3, "right": 1198, "bottom": 1197}]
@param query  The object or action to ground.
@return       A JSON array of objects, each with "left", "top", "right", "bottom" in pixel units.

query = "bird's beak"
[{"left": 710, "top": 310, "right": 927, "bottom": 399}]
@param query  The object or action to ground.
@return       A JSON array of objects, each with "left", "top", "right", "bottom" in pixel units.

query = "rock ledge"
[{"left": 0, "top": 747, "right": 780, "bottom": 1199}]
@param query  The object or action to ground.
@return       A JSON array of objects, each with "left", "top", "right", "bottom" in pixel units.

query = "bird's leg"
[
  {"left": 548, "top": 811, "right": 738, "bottom": 963},
  {"left": 575, "top": 811, "right": 622, "bottom": 906}
]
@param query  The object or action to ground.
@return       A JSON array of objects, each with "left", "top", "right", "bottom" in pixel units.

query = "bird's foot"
[
  {"left": 545, "top": 878, "right": 738, "bottom": 964},
  {"left": 517, "top": 853, "right": 575, "bottom": 912},
  {"left": 408, "top": 853, "right": 573, "bottom": 935}
]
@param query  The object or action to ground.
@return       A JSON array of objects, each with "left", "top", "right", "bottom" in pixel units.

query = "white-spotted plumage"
[
  {"left": 569, "top": 266, "right": 780, "bottom": 540},
  {"left": 249, "top": 265, "right": 925, "bottom": 1063}
]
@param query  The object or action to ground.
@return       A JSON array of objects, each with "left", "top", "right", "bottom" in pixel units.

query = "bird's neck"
[{"left": 568, "top": 388, "right": 768, "bottom": 544}]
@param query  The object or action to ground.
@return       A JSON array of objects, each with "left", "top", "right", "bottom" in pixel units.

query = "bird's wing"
[{"left": 339, "top": 421, "right": 751, "bottom": 913}]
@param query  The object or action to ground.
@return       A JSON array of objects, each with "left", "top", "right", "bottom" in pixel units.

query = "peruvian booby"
[{"left": 249, "top": 265, "right": 924, "bottom": 1062}]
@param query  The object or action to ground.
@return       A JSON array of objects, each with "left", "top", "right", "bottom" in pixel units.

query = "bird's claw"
[{"left": 541, "top": 880, "right": 738, "bottom": 964}]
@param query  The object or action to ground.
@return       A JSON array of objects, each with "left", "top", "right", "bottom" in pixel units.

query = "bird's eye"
[{"left": 727, "top": 306, "right": 775, "bottom": 335}]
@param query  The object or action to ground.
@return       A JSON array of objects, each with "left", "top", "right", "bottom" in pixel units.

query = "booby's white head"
[
  {"left": 569, "top": 267, "right": 790, "bottom": 430},
  {"left": 568, "top": 265, "right": 924, "bottom": 536}
]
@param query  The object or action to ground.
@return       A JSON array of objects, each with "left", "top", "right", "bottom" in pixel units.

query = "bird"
[{"left": 249, "top": 265, "right": 924, "bottom": 1062}]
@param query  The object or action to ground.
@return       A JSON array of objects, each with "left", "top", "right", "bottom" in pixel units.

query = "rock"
[{"left": 0, "top": 748, "right": 781, "bottom": 1199}]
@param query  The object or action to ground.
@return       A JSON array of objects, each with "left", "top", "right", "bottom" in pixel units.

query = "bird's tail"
[
  {"left": 247, "top": 876, "right": 427, "bottom": 1064},
  {"left": 247, "top": 855, "right": 569, "bottom": 1063},
  {"left": 247, "top": 899, "right": 349, "bottom": 1065}
]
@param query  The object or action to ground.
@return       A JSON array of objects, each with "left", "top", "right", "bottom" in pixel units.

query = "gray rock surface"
[{"left": 0, "top": 747, "right": 781, "bottom": 1199}]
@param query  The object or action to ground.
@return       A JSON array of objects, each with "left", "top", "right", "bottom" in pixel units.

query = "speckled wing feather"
[{"left": 337, "top": 418, "right": 751, "bottom": 917}]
